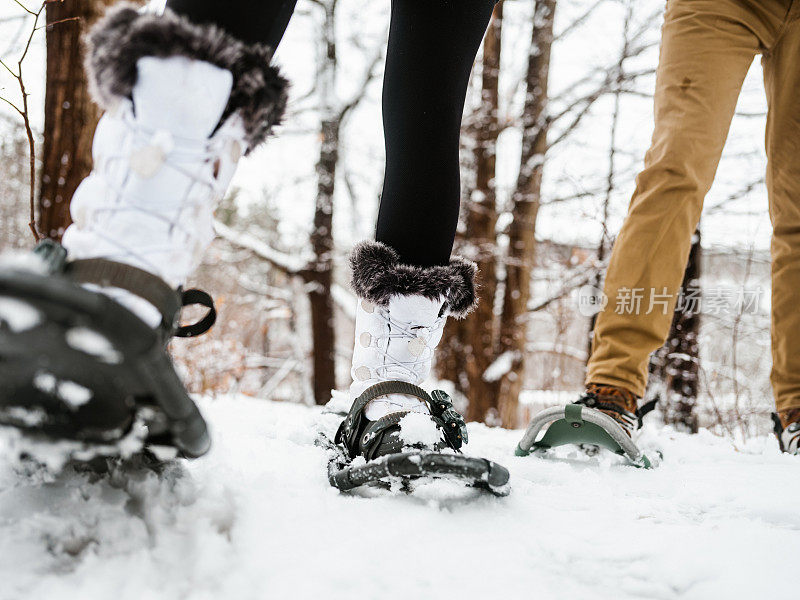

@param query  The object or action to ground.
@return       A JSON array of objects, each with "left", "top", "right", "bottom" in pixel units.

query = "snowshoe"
[
  {"left": 515, "top": 399, "right": 657, "bottom": 468},
  {"left": 0, "top": 240, "right": 215, "bottom": 464},
  {"left": 326, "top": 382, "right": 510, "bottom": 496}
]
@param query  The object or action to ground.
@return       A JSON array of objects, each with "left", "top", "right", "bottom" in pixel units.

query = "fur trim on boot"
[
  {"left": 349, "top": 241, "right": 478, "bottom": 318},
  {"left": 85, "top": 2, "right": 288, "bottom": 153}
]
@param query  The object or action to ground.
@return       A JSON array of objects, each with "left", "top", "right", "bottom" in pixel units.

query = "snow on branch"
[
  {"left": 483, "top": 351, "right": 518, "bottom": 382},
  {"left": 213, "top": 220, "right": 312, "bottom": 275}
]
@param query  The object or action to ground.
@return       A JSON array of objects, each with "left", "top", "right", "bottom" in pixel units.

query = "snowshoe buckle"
[{"left": 430, "top": 390, "right": 468, "bottom": 449}]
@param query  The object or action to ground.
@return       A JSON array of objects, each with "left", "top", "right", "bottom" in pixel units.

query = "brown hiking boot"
[
  {"left": 578, "top": 383, "right": 640, "bottom": 436},
  {"left": 779, "top": 408, "right": 800, "bottom": 430},
  {"left": 775, "top": 408, "right": 800, "bottom": 455}
]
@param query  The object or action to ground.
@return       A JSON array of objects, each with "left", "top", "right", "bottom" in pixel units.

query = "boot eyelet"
[
  {"left": 129, "top": 145, "right": 166, "bottom": 178},
  {"left": 407, "top": 337, "right": 427, "bottom": 357},
  {"left": 230, "top": 140, "right": 242, "bottom": 162}
]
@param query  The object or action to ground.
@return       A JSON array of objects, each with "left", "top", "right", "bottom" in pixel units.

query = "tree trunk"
[
  {"left": 658, "top": 229, "right": 702, "bottom": 432},
  {"left": 495, "top": 0, "right": 556, "bottom": 428},
  {"left": 463, "top": 2, "right": 503, "bottom": 423},
  {"left": 307, "top": 4, "right": 339, "bottom": 406},
  {"left": 38, "top": 0, "right": 126, "bottom": 240},
  {"left": 308, "top": 119, "right": 339, "bottom": 405}
]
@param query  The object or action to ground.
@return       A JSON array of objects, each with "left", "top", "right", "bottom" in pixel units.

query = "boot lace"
[
  {"left": 75, "top": 104, "right": 240, "bottom": 280},
  {"left": 373, "top": 307, "right": 444, "bottom": 384}
]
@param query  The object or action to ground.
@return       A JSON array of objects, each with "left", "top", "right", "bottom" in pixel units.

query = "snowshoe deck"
[
  {"left": 0, "top": 245, "right": 211, "bottom": 460},
  {"left": 515, "top": 403, "right": 653, "bottom": 468}
]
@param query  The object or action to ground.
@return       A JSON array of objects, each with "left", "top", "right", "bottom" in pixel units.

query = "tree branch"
[
  {"left": 338, "top": 45, "right": 384, "bottom": 121},
  {"left": 213, "top": 220, "right": 314, "bottom": 276}
]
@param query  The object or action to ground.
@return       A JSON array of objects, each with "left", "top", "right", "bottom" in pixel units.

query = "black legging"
[{"left": 166, "top": 0, "right": 496, "bottom": 268}]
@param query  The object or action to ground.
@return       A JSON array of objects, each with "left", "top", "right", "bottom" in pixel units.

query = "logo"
[{"left": 576, "top": 285, "right": 608, "bottom": 317}]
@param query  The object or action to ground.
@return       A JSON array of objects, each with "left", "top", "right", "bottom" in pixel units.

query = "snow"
[
  {"left": 0, "top": 251, "right": 48, "bottom": 275},
  {"left": 65, "top": 327, "right": 123, "bottom": 365},
  {"left": 0, "top": 406, "right": 46, "bottom": 428},
  {"left": 0, "top": 297, "right": 41, "bottom": 332},
  {"left": 398, "top": 412, "right": 442, "bottom": 447},
  {"left": 32, "top": 372, "right": 57, "bottom": 394},
  {"left": 56, "top": 381, "right": 93, "bottom": 409},
  {"left": 33, "top": 373, "right": 94, "bottom": 410},
  {"left": 483, "top": 350, "right": 517, "bottom": 382},
  {"left": 2, "top": 395, "right": 798, "bottom": 600}
]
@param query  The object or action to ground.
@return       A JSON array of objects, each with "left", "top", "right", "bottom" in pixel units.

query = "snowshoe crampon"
[
  {"left": 515, "top": 403, "right": 653, "bottom": 468},
  {"left": 0, "top": 241, "right": 214, "bottom": 463},
  {"left": 326, "top": 382, "right": 511, "bottom": 496}
]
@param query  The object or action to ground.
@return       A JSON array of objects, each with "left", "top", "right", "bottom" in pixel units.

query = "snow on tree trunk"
[{"left": 38, "top": 0, "right": 133, "bottom": 240}]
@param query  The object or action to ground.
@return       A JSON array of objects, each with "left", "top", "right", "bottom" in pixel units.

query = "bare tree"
[
  {"left": 440, "top": 1, "right": 504, "bottom": 423},
  {"left": 494, "top": 0, "right": 557, "bottom": 428},
  {"left": 587, "top": 0, "right": 635, "bottom": 354},
  {"left": 305, "top": 0, "right": 383, "bottom": 404},
  {"left": 0, "top": 0, "right": 52, "bottom": 242},
  {"left": 215, "top": 0, "right": 383, "bottom": 405},
  {"left": 307, "top": 0, "right": 341, "bottom": 406}
]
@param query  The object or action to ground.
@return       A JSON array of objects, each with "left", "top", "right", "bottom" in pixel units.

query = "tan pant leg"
[
  {"left": 586, "top": 0, "right": 778, "bottom": 396},
  {"left": 764, "top": 5, "right": 800, "bottom": 413}
]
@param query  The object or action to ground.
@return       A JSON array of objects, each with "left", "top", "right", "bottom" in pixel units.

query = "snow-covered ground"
[{"left": 2, "top": 396, "right": 798, "bottom": 600}]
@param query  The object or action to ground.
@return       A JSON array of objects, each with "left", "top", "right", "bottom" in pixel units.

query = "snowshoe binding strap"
[
  {"left": 576, "top": 390, "right": 638, "bottom": 433},
  {"left": 175, "top": 289, "right": 217, "bottom": 338},
  {"left": 66, "top": 258, "right": 182, "bottom": 332},
  {"left": 34, "top": 240, "right": 216, "bottom": 340},
  {"left": 358, "top": 412, "right": 412, "bottom": 461},
  {"left": 575, "top": 389, "right": 658, "bottom": 432},
  {"left": 335, "top": 382, "right": 468, "bottom": 460},
  {"left": 636, "top": 398, "right": 659, "bottom": 428}
]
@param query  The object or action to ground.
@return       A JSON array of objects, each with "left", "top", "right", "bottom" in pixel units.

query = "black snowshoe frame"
[
  {"left": 0, "top": 241, "right": 215, "bottom": 459},
  {"left": 327, "top": 382, "right": 510, "bottom": 496}
]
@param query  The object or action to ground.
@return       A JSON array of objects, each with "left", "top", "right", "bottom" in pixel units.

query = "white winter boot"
[
  {"left": 335, "top": 241, "right": 478, "bottom": 460},
  {"left": 0, "top": 4, "right": 287, "bottom": 459},
  {"left": 62, "top": 3, "right": 287, "bottom": 329}
]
